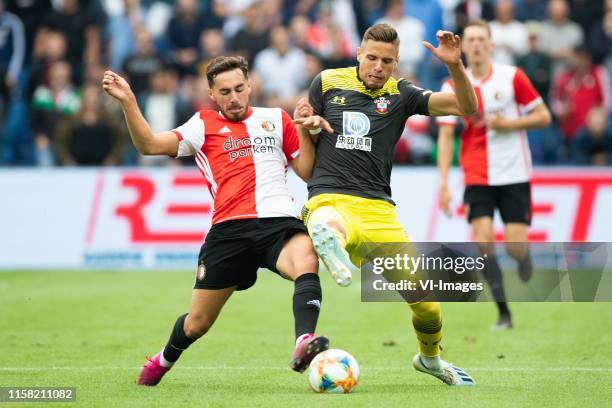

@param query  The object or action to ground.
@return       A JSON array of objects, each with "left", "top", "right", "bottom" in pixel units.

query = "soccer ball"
[{"left": 308, "top": 349, "right": 360, "bottom": 394}]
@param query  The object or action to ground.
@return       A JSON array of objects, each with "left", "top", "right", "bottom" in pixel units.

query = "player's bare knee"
[
  {"left": 471, "top": 217, "right": 493, "bottom": 244},
  {"left": 284, "top": 252, "right": 319, "bottom": 281},
  {"left": 505, "top": 227, "right": 527, "bottom": 242},
  {"left": 473, "top": 227, "right": 494, "bottom": 246},
  {"left": 299, "top": 251, "right": 319, "bottom": 274}
]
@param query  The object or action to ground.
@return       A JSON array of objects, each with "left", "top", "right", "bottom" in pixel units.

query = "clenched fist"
[{"left": 102, "top": 70, "right": 134, "bottom": 103}]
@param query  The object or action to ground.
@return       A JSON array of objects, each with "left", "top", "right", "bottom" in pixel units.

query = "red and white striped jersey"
[
  {"left": 437, "top": 63, "right": 542, "bottom": 186},
  {"left": 172, "top": 107, "right": 300, "bottom": 224}
]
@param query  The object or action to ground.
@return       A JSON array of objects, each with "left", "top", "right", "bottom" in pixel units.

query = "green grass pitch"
[{"left": 1, "top": 270, "right": 611, "bottom": 407}]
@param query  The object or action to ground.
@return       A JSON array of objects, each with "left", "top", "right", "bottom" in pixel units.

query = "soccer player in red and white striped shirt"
[
  {"left": 103, "top": 56, "right": 334, "bottom": 385},
  {"left": 436, "top": 20, "right": 552, "bottom": 329}
]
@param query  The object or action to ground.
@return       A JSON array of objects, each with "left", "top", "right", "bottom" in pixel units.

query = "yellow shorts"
[{"left": 302, "top": 193, "right": 411, "bottom": 265}]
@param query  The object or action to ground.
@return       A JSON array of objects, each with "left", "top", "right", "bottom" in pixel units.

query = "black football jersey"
[{"left": 307, "top": 66, "right": 432, "bottom": 204}]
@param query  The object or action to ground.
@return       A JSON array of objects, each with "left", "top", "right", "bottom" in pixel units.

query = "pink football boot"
[
  {"left": 137, "top": 352, "right": 171, "bottom": 386},
  {"left": 290, "top": 334, "right": 329, "bottom": 373}
]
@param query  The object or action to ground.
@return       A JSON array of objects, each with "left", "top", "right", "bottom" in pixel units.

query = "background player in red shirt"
[
  {"left": 437, "top": 20, "right": 552, "bottom": 329},
  {"left": 102, "top": 56, "right": 333, "bottom": 386}
]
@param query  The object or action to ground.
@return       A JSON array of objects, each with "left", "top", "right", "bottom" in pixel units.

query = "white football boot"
[
  {"left": 310, "top": 223, "right": 358, "bottom": 287},
  {"left": 412, "top": 354, "right": 476, "bottom": 386}
]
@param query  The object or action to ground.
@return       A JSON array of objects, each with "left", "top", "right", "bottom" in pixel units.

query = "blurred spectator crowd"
[{"left": 0, "top": 0, "right": 610, "bottom": 167}]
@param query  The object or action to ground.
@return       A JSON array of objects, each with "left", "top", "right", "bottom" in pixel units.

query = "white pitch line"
[{"left": 1, "top": 367, "right": 611, "bottom": 372}]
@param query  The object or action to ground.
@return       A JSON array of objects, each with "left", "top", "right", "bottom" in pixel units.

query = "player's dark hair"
[
  {"left": 206, "top": 56, "right": 249, "bottom": 87},
  {"left": 362, "top": 23, "right": 399, "bottom": 46},
  {"left": 462, "top": 20, "right": 492, "bottom": 38}
]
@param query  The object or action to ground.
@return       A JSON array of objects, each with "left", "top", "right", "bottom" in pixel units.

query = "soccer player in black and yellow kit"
[{"left": 294, "top": 24, "right": 478, "bottom": 385}]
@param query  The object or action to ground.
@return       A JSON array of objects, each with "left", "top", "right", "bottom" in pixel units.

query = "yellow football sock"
[{"left": 409, "top": 301, "right": 442, "bottom": 357}]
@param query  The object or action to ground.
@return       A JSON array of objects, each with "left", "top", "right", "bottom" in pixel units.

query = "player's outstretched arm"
[
  {"left": 291, "top": 125, "right": 316, "bottom": 181},
  {"left": 487, "top": 103, "right": 552, "bottom": 132},
  {"left": 437, "top": 124, "right": 456, "bottom": 217},
  {"left": 102, "top": 70, "right": 178, "bottom": 156},
  {"left": 423, "top": 31, "right": 477, "bottom": 117},
  {"left": 292, "top": 115, "right": 333, "bottom": 181}
]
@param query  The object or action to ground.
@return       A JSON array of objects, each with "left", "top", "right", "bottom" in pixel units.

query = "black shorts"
[
  {"left": 194, "top": 217, "right": 308, "bottom": 291},
  {"left": 464, "top": 182, "right": 532, "bottom": 225}
]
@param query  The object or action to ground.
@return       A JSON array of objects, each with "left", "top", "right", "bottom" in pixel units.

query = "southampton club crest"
[{"left": 373, "top": 96, "right": 391, "bottom": 114}]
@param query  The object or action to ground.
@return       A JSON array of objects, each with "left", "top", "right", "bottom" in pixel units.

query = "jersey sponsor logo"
[
  {"left": 342, "top": 111, "right": 370, "bottom": 136},
  {"left": 261, "top": 120, "right": 276, "bottom": 132},
  {"left": 337, "top": 111, "right": 372, "bottom": 152},
  {"left": 219, "top": 126, "right": 231, "bottom": 134},
  {"left": 331, "top": 95, "right": 347, "bottom": 105},
  {"left": 373, "top": 96, "right": 391, "bottom": 114},
  {"left": 223, "top": 135, "right": 278, "bottom": 162}
]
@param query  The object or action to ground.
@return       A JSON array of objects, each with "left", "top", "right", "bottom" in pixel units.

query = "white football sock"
[{"left": 159, "top": 349, "right": 174, "bottom": 367}]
